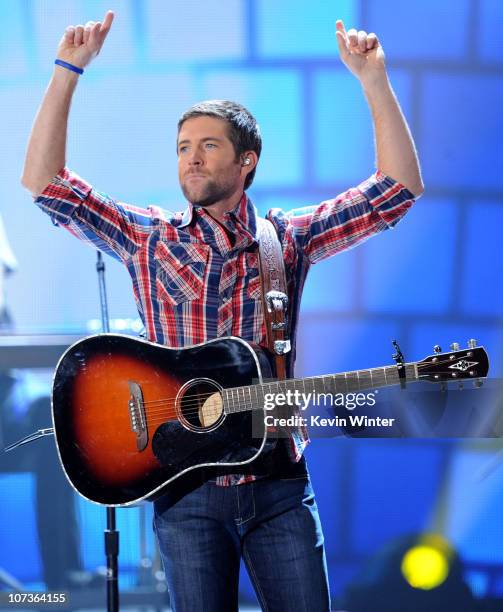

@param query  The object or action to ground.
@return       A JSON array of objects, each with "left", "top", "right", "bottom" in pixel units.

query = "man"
[{"left": 21, "top": 11, "right": 423, "bottom": 611}]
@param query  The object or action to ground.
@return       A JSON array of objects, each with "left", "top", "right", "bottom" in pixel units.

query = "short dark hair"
[{"left": 177, "top": 100, "right": 262, "bottom": 190}]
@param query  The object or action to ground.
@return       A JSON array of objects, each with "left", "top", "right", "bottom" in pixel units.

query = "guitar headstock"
[{"left": 417, "top": 341, "right": 489, "bottom": 383}]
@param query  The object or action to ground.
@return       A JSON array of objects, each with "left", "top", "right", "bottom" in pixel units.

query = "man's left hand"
[{"left": 335, "top": 20, "right": 386, "bottom": 86}]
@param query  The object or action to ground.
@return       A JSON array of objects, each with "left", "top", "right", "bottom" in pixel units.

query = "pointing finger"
[
  {"left": 94, "top": 10, "right": 114, "bottom": 49},
  {"left": 335, "top": 20, "right": 348, "bottom": 46},
  {"left": 336, "top": 19, "right": 347, "bottom": 35},
  {"left": 99, "top": 10, "right": 114, "bottom": 34},
  {"left": 335, "top": 30, "right": 349, "bottom": 58}
]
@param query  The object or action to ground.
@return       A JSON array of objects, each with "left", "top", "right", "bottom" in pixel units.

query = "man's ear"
[{"left": 240, "top": 151, "right": 257, "bottom": 169}]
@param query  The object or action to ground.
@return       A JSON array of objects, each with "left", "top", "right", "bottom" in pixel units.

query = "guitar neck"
[{"left": 224, "top": 362, "right": 418, "bottom": 415}]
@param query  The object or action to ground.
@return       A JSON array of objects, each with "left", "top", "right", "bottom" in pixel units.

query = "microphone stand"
[
  {"left": 96, "top": 252, "right": 120, "bottom": 612},
  {"left": 2, "top": 254, "right": 120, "bottom": 609}
]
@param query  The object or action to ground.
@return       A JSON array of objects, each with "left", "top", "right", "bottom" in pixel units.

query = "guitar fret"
[
  {"left": 358, "top": 369, "right": 372, "bottom": 391},
  {"left": 229, "top": 388, "right": 235, "bottom": 414}
]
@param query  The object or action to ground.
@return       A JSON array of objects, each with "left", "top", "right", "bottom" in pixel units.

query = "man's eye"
[
  {"left": 179, "top": 146, "right": 188, "bottom": 154},
  {"left": 205, "top": 143, "right": 217, "bottom": 149}
]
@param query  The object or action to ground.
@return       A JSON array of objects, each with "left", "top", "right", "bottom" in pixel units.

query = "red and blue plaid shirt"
[{"left": 35, "top": 167, "right": 415, "bottom": 485}]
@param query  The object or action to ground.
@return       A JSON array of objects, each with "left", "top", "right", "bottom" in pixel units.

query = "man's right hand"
[
  {"left": 56, "top": 10, "right": 114, "bottom": 70},
  {"left": 21, "top": 11, "right": 115, "bottom": 196}
]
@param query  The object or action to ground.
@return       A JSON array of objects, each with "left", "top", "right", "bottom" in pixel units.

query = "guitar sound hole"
[{"left": 178, "top": 379, "right": 224, "bottom": 432}]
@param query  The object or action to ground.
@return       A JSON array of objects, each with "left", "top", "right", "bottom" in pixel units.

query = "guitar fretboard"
[{"left": 223, "top": 362, "right": 417, "bottom": 414}]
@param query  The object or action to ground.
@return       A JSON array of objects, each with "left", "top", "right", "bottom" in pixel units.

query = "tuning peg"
[
  {"left": 433, "top": 345, "right": 442, "bottom": 354},
  {"left": 468, "top": 339, "right": 477, "bottom": 348},
  {"left": 440, "top": 381, "right": 447, "bottom": 392},
  {"left": 450, "top": 342, "right": 460, "bottom": 351},
  {"left": 473, "top": 379, "right": 483, "bottom": 388}
]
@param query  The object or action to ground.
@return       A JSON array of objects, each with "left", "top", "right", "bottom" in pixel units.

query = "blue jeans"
[{"left": 153, "top": 458, "right": 330, "bottom": 612}]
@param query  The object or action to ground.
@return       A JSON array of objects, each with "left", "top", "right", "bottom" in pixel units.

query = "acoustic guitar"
[{"left": 51, "top": 334, "right": 489, "bottom": 506}]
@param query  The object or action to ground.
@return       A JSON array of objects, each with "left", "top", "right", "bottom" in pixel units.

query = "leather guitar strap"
[{"left": 256, "top": 217, "right": 291, "bottom": 381}]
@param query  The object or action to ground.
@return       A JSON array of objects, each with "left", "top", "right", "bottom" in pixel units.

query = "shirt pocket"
[
  {"left": 245, "top": 251, "right": 262, "bottom": 300},
  {"left": 155, "top": 241, "right": 209, "bottom": 306}
]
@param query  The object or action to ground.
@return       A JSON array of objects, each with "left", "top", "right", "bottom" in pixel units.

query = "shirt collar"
[{"left": 179, "top": 193, "right": 258, "bottom": 241}]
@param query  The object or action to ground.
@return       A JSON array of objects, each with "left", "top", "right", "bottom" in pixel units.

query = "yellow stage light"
[{"left": 401, "top": 541, "right": 450, "bottom": 590}]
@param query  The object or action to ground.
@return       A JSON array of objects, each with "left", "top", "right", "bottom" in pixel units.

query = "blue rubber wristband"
[{"left": 54, "top": 59, "right": 84, "bottom": 75}]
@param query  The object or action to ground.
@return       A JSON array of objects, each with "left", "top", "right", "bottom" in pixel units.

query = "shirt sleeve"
[
  {"left": 270, "top": 171, "right": 417, "bottom": 264},
  {"left": 34, "top": 167, "right": 157, "bottom": 262}
]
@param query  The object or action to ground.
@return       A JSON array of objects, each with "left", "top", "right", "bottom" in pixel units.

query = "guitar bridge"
[{"left": 128, "top": 381, "right": 148, "bottom": 452}]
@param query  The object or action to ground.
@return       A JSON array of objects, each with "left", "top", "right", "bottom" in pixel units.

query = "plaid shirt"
[{"left": 36, "top": 167, "right": 415, "bottom": 485}]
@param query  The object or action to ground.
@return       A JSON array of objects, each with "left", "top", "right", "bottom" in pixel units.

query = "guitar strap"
[{"left": 256, "top": 217, "right": 291, "bottom": 381}]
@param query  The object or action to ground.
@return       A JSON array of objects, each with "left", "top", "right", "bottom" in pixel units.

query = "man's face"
[{"left": 177, "top": 116, "right": 243, "bottom": 207}]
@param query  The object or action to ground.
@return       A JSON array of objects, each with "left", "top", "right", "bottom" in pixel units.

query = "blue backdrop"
[{"left": 1, "top": 0, "right": 502, "bottom": 604}]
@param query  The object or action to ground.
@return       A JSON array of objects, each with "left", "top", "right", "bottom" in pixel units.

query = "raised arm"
[
  {"left": 335, "top": 20, "right": 424, "bottom": 197},
  {"left": 21, "top": 11, "right": 114, "bottom": 197}
]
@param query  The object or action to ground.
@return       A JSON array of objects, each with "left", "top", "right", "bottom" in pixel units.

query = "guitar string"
[
  {"left": 113, "top": 358, "right": 479, "bottom": 428},
  {"left": 137, "top": 357, "right": 465, "bottom": 413},
  {"left": 143, "top": 399, "right": 267, "bottom": 425},
  {"left": 139, "top": 371, "right": 396, "bottom": 407},
  {"left": 141, "top": 375, "right": 387, "bottom": 410},
  {"left": 139, "top": 368, "right": 469, "bottom": 429},
  {"left": 142, "top": 393, "right": 298, "bottom": 417},
  {"left": 142, "top": 389, "right": 388, "bottom": 426},
  {"left": 140, "top": 386, "right": 470, "bottom": 421},
  {"left": 143, "top": 399, "right": 252, "bottom": 419},
  {"left": 141, "top": 379, "right": 467, "bottom": 424},
  {"left": 127, "top": 400, "right": 257, "bottom": 425},
  {"left": 139, "top": 389, "right": 295, "bottom": 420},
  {"left": 138, "top": 372, "right": 472, "bottom": 424},
  {"left": 137, "top": 356, "right": 469, "bottom": 409}
]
